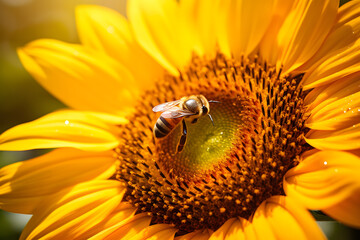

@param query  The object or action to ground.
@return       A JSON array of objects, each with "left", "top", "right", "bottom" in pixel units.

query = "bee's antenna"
[
  {"left": 208, "top": 114, "right": 214, "bottom": 126},
  {"left": 209, "top": 100, "right": 221, "bottom": 103}
]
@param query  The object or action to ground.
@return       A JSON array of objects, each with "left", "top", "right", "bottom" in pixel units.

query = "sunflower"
[{"left": 1, "top": 0, "right": 360, "bottom": 239}]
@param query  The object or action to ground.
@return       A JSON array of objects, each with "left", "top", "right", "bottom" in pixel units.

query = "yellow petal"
[
  {"left": 337, "top": 0, "right": 360, "bottom": 23},
  {"left": 305, "top": 73, "right": 360, "bottom": 112},
  {"left": 83, "top": 111, "right": 128, "bottom": 125},
  {"left": 209, "top": 217, "right": 254, "bottom": 240},
  {"left": 127, "top": 0, "right": 199, "bottom": 74},
  {"left": 0, "top": 110, "right": 120, "bottom": 151},
  {"left": 251, "top": 203, "right": 276, "bottom": 240},
  {"left": 209, "top": 218, "right": 238, "bottom": 240},
  {"left": 305, "top": 0, "right": 360, "bottom": 68},
  {"left": 128, "top": 223, "right": 177, "bottom": 240},
  {"left": 259, "top": 0, "right": 295, "bottom": 65},
  {"left": 175, "top": 229, "right": 213, "bottom": 240},
  {"left": 305, "top": 74, "right": 360, "bottom": 130},
  {"left": 252, "top": 196, "right": 325, "bottom": 240},
  {"left": 305, "top": 125, "right": 360, "bottom": 150},
  {"left": 217, "top": 0, "right": 276, "bottom": 58},
  {"left": 180, "top": 0, "right": 219, "bottom": 56},
  {"left": 81, "top": 202, "right": 138, "bottom": 239},
  {"left": 284, "top": 150, "right": 360, "bottom": 209},
  {"left": 348, "top": 148, "right": 360, "bottom": 157},
  {"left": 276, "top": 0, "right": 338, "bottom": 73},
  {"left": 20, "top": 180, "right": 125, "bottom": 240},
  {"left": 0, "top": 148, "right": 116, "bottom": 214},
  {"left": 90, "top": 213, "right": 152, "bottom": 240},
  {"left": 301, "top": 0, "right": 360, "bottom": 89},
  {"left": 302, "top": 40, "right": 360, "bottom": 90},
  {"left": 76, "top": 5, "right": 164, "bottom": 89},
  {"left": 323, "top": 190, "right": 360, "bottom": 229},
  {"left": 18, "top": 39, "right": 138, "bottom": 115}
]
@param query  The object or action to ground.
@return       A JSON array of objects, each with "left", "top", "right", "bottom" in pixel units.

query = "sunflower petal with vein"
[{"left": 1, "top": 0, "right": 360, "bottom": 239}]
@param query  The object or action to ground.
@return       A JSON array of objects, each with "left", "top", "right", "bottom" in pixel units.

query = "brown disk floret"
[{"left": 115, "top": 53, "right": 310, "bottom": 234}]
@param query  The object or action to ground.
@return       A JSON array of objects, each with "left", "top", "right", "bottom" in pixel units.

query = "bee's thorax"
[{"left": 183, "top": 99, "right": 200, "bottom": 113}]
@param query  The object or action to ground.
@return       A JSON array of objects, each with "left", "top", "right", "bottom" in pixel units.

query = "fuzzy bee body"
[
  {"left": 153, "top": 95, "right": 215, "bottom": 152},
  {"left": 154, "top": 116, "right": 182, "bottom": 138}
]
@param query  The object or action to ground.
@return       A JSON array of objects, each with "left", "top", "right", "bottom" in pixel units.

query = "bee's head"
[{"left": 201, "top": 105, "right": 208, "bottom": 115}]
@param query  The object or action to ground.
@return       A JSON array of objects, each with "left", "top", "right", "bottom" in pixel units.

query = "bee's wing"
[
  {"left": 152, "top": 100, "right": 181, "bottom": 112},
  {"left": 161, "top": 107, "right": 195, "bottom": 119}
]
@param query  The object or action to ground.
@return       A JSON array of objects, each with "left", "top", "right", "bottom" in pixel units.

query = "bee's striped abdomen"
[{"left": 154, "top": 116, "right": 182, "bottom": 138}]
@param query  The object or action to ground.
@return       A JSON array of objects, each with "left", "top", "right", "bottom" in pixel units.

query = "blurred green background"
[{"left": 0, "top": 0, "right": 359, "bottom": 239}]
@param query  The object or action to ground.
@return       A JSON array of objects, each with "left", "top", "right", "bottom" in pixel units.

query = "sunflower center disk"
[
  {"left": 157, "top": 96, "right": 258, "bottom": 181},
  {"left": 115, "top": 54, "right": 310, "bottom": 234}
]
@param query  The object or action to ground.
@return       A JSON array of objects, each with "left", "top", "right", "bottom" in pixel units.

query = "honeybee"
[{"left": 153, "top": 95, "right": 217, "bottom": 152}]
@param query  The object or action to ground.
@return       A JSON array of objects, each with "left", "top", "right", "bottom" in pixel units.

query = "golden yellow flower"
[{"left": 1, "top": 0, "right": 360, "bottom": 239}]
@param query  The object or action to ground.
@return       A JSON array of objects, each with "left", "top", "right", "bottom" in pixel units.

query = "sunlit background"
[{"left": 0, "top": 0, "right": 358, "bottom": 239}]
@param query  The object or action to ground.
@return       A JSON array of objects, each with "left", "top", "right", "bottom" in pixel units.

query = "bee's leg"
[
  {"left": 177, "top": 119, "right": 187, "bottom": 152},
  {"left": 191, "top": 118, "right": 198, "bottom": 124}
]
